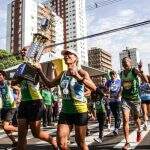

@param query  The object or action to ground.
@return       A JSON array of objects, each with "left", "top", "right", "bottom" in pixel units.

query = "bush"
[{"left": 0, "top": 49, "right": 22, "bottom": 70}]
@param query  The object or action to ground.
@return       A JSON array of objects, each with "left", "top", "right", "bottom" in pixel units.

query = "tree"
[{"left": 0, "top": 49, "right": 22, "bottom": 70}]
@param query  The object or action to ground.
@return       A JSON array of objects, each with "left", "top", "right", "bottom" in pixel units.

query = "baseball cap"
[{"left": 61, "top": 49, "right": 79, "bottom": 58}]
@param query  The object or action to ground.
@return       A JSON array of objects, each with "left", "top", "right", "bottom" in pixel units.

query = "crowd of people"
[{"left": 0, "top": 48, "right": 150, "bottom": 150}]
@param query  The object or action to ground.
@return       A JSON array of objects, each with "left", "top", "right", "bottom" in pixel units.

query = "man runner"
[{"left": 120, "top": 57, "right": 148, "bottom": 150}]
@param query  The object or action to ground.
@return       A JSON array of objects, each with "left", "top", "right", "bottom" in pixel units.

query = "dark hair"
[
  {"left": 0, "top": 70, "right": 7, "bottom": 78},
  {"left": 109, "top": 70, "right": 116, "bottom": 76},
  {"left": 122, "top": 56, "right": 131, "bottom": 62}
]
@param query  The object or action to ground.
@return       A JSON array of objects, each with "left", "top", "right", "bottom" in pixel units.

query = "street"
[{"left": 0, "top": 120, "right": 150, "bottom": 150}]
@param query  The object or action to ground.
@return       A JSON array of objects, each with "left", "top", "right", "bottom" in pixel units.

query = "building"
[
  {"left": 49, "top": 0, "right": 88, "bottom": 65},
  {"left": 88, "top": 47, "right": 112, "bottom": 84},
  {"left": 119, "top": 47, "right": 140, "bottom": 70},
  {"left": 6, "top": 0, "right": 37, "bottom": 54},
  {"left": 6, "top": 0, "right": 63, "bottom": 56},
  {"left": 37, "top": 3, "right": 63, "bottom": 55},
  {"left": 148, "top": 64, "right": 150, "bottom": 75}
]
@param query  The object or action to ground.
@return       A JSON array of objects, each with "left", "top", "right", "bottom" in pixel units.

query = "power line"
[
  {"left": 87, "top": 0, "right": 123, "bottom": 10},
  {"left": 48, "top": 19, "right": 150, "bottom": 47},
  {"left": 88, "top": 0, "right": 123, "bottom": 10}
]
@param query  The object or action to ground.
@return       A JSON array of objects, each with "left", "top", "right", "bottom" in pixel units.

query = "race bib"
[
  {"left": 123, "top": 81, "right": 132, "bottom": 90},
  {"left": 110, "top": 82, "right": 119, "bottom": 92}
]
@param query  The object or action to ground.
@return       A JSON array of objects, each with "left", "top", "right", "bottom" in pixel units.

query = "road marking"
[
  {"left": 35, "top": 122, "right": 100, "bottom": 145},
  {"left": 113, "top": 124, "right": 150, "bottom": 149},
  {"left": 70, "top": 124, "right": 114, "bottom": 146}
]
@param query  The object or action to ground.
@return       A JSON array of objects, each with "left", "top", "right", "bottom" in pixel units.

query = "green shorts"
[{"left": 121, "top": 99, "right": 141, "bottom": 118}]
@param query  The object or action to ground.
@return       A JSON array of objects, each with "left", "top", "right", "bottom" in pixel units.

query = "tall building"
[
  {"left": 119, "top": 47, "right": 140, "bottom": 70},
  {"left": 6, "top": 0, "right": 63, "bottom": 56},
  {"left": 89, "top": 47, "right": 112, "bottom": 71},
  {"left": 6, "top": 0, "right": 37, "bottom": 54},
  {"left": 88, "top": 47, "right": 112, "bottom": 85},
  {"left": 49, "top": 0, "right": 88, "bottom": 65},
  {"left": 37, "top": 3, "right": 63, "bottom": 54},
  {"left": 148, "top": 64, "right": 150, "bottom": 75}
]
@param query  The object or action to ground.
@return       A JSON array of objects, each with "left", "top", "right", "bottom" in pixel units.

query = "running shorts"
[
  {"left": 17, "top": 100, "right": 43, "bottom": 122},
  {"left": 58, "top": 112, "right": 88, "bottom": 126}
]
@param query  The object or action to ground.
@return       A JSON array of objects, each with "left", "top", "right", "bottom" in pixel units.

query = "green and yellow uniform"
[
  {"left": 0, "top": 81, "right": 16, "bottom": 109},
  {"left": 20, "top": 80, "right": 42, "bottom": 101},
  {"left": 120, "top": 68, "right": 140, "bottom": 101},
  {"left": 60, "top": 72, "right": 87, "bottom": 114}
]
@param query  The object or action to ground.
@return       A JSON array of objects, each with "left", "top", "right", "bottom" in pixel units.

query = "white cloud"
[
  {"left": 119, "top": 9, "right": 135, "bottom": 17},
  {"left": 87, "top": 7, "right": 150, "bottom": 73}
]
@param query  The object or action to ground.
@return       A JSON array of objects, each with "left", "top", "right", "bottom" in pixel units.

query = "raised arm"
[
  {"left": 134, "top": 68, "right": 148, "bottom": 83},
  {"left": 37, "top": 67, "right": 62, "bottom": 88}
]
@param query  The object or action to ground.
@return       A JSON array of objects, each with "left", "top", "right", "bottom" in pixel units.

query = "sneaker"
[
  {"left": 122, "top": 143, "right": 131, "bottom": 150},
  {"left": 43, "top": 124, "right": 47, "bottom": 127},
  {"left": 86, "top": 130, "right": 91, "bottom": 136},
  {"left": 113, "top": 129, "right": 119, "bottom": 136},
  {"left": 12, "top": 142, "right": 18, "bottom": 147},
  {"left": 94, "top": 137, "right": 103, "bottom": 143},
  {"left": 108, "top": 124, "right": 111, "bottom": 131},
  {"left": 143, "top": 124, "right": 148, "bottom": 131},
  {"left": 136, "top": 131, "right": 142, "bottom": 142}
]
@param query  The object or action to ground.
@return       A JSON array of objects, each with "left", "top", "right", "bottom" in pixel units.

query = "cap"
[{"left": 61, "top": 49, "right": 79, "bottom": 58}]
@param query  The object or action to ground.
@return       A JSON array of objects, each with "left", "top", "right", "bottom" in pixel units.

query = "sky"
[
  {"left": 0, "top": 0, "right": 150, "bottom": 74},
  {"left": 86, "top": 0, "right": 150, "bottom": 74}
]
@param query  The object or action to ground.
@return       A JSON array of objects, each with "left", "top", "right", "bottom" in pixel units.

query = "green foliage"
[{"left": 0, "top": 49, "right": 22, "bottom": 70}]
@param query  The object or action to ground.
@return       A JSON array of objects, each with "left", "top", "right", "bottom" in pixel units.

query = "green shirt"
[
  {"left": 95, "top": 100, "right": 106, "bottom": 113},
  {"left": 41, "top": 89, "right": 54, "bottom": 106},
  {"left": 91, "top": 90, "right": 106, "bottom": 113},
  {"left": 120, "top": 68, "right": 140, "bottom": 101},
  {"left": 60, "top": 72, "right": 87, "bottom": 114},
  {"left": 0, "top": 81, "right": 16, "bottom": 108},
  {"left": 20, "top": 80, "right": 42, "bottom": 101}
]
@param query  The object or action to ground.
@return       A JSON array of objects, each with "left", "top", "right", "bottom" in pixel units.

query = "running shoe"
[
  {"left": 12, "top": 142, "right": 18, "bottom": 148},
  {"left": 122, "top": 143, "right": 131, "bottom": 150},
  {"left": 94, "top": 137, "right": 103, "bottom": 143},
  {"left": 143, "top": 124, "right": 148, "bottom": 131},
  {"left": 113, "top": 129, "right": 119, "bottom": 136}
]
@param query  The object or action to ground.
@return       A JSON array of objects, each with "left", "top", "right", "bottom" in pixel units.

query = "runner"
[
  {"left": 41, "top": 84, "right": 54, "bottom": 127},
  {"left": 140, "top": 75, "right": 150, "bottom": 131},
  {"left": 120, "top": 57, "right": 148, "bottom": 150},
  {"left": 11, "top": 84, "right": 21, "bottom": 127},
  {"left": 106, "top": 70, "right": 122, "bottom": 135},
  {"left": 93, "top": 85, "right": 107, "bottom": 143},
  {"left": 102, "top": 77, "right": 111, "bottom": 131},
  {"left": 0, "top": 70, "right": 18, "bottom": 148},
  {"left": 52, "top": 92, "right": 59, "bottom": 122},
  {"left": 15, "top": 47, "right": 57, "bottom": 150},
  {"left": 36, "top": 49, "right": 96, "bottom": 150}
]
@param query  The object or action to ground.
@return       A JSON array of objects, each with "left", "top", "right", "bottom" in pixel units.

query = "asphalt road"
[{"left": 0, "top": 120, "right": 150, "bottom": 150}]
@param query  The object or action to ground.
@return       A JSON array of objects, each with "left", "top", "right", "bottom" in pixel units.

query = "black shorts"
[
  {"left": 141, "top": 100, "right": 150, "bottom": 104},
  {"left": 58, "top": 112, "right": 88, "bottom": 126},
  {"left": 1, "top": 108, "right": 16, "bottom": 122},
  {"left": 17, "top": 100, "right": 43, "bottom": 122}
]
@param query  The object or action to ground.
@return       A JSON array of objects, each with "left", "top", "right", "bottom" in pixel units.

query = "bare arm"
[
  {"left": 77, "top": 69, "right": 97, "bottom": 91},
  {"left": 37, "top": 68, "right": 62, "bottom": 88},
  {"left": 134, "top": 68, "right": 148, "bottom": 83}
]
